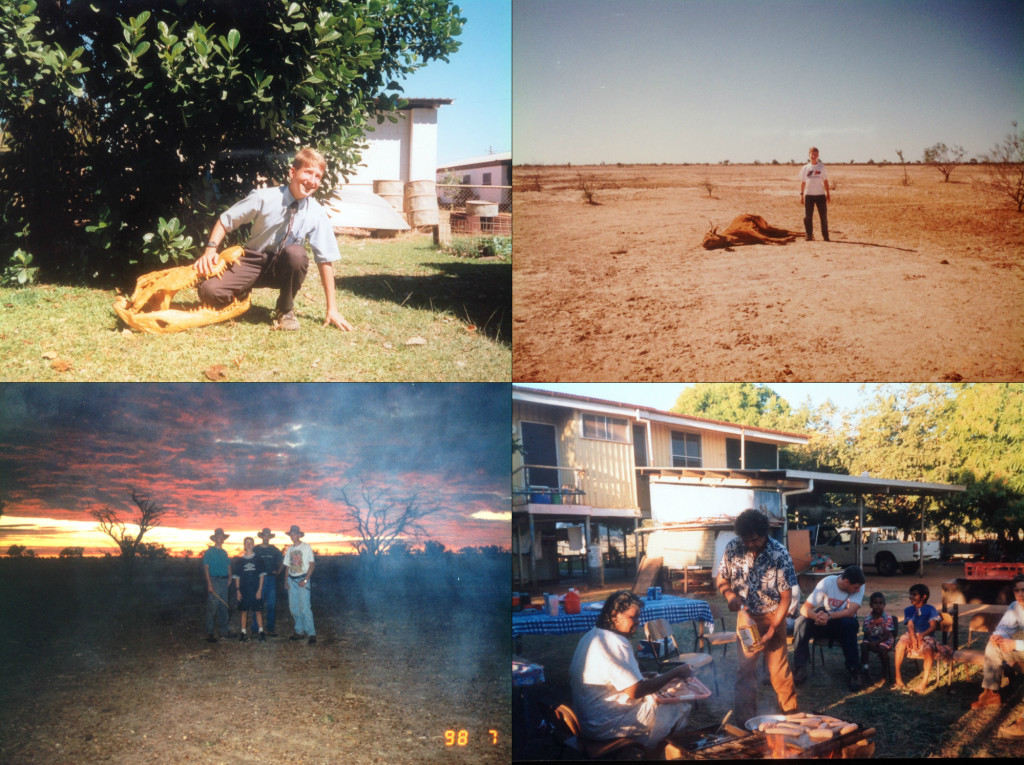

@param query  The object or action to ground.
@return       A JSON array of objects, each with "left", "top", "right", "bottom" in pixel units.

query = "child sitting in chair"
[
  {"left": 860, "top": 592, "right": 895, "bottom": 685},
  {"left": 894, "top": 583, "right": 941, "bottom": 692}
]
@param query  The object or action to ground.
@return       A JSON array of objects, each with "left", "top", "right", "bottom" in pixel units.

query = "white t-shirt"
[
  {"left": 806, "top": 575, "right": 863, "bottom": 613},
  {"left": 283, "top": 541, "right": 314, "bottom": 577},
  {"left": 799, "top": 162, "right": 829, "bottom": 195},
  {"left": 570, "top": 627, "right": 654, "bottom": 740}
]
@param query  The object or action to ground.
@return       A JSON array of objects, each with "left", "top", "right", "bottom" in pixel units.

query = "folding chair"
[
  {"left": 695, "top": 605, "right": 737, "bottom": 696},
  {"left": 550, "top": 704, "right": 643, "bottom": 760}
]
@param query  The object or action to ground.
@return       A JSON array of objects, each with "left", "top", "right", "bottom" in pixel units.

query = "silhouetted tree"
[
  {"left": 59, "top": 546, "right": 85, "bottom": 558},
  {"left": 90, "top": 489, "right": 168, "bottom": 570},
  {"left": 335, "top": 480, "right": 443, "bottom": 560}
]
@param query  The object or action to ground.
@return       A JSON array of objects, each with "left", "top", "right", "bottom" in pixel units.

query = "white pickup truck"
[{"left": 815, "top": 526, "right": 941, "bottom": 576}]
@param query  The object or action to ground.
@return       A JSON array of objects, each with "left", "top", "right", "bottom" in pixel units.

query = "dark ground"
[{"left": 0, "top": 554, "right": 510, "bottom": 764}]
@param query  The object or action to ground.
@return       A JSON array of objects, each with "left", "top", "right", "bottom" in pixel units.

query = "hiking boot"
[
  {"left": 259, "top": 631, "right": 267, "bottom": 642},
  {"left": 849, "top": 670, "right": 862, "bottom": 692},
  {"left": 240, "top": 632, "right": 248, "bottom": 642},
  {"left": 972, "top": 689, "right": 1001, "bottom": 709},
  {"left": 289, "top": 633, "right": 306, "bottom": 641},
  {"left": 273, "top": 310, "right": 300, "bottom": 331},
  {"left": 206, "top": 634, "right": 217, "bottom": 643},
  {"left": 308, "top": 636, "right": 317, "bottom": 645}
]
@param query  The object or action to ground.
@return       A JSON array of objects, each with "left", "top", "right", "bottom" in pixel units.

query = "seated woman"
[{"left": 569, "top": 590, "right": 694, "bottom": 756}]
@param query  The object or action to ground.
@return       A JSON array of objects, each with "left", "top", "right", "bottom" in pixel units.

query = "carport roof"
[{"left": 639, "top": 468, "right": 965, "bottom": 496}]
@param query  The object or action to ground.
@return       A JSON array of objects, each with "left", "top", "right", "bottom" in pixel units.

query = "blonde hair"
[{"left": 292, "top": 147, "right": 327, "bottom": 172}]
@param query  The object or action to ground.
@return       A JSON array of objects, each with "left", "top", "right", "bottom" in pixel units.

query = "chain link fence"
[{"left": 437, "top": 184, "right": 511, "bottom": 236}]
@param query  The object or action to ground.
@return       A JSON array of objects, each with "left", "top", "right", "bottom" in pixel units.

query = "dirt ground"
[
  {"left": 0, "top": 555, "right": 510, "bottom": 764},
  {"left": 515, "top": 561, "right": 1024, "bottom": 759},
  {"left": 512, "top": 164, "right": 1024, "bottom": 381}
]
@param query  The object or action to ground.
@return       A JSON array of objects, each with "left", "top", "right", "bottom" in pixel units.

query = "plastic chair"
[
  {"left": 551, "top": 704, "right": 643, "bottom": 760},
  {"left": 696, "top": 605, "right": 737, "bottom": 695}
]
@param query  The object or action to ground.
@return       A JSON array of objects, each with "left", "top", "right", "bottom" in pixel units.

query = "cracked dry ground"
[{"left": 0, "top": 557, "right": 510, "bottom": 764}]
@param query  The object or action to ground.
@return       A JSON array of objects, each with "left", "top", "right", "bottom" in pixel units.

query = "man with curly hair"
[{"left": 716, "top": 508, "right": 799, "bottom": 723}]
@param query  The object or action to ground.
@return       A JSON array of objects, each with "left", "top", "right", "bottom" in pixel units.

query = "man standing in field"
[
  {"left": 254, "top": 528, "right": 284, "bottom": 637},
  {"left": 282, "top": 525, "right": 317, "bottom": 644},
  {"left": 202, "top": 528, "right": 233, "bottom": 642},
  {"left": 799, "top": 147, "right": 830, "bottom": 241}
]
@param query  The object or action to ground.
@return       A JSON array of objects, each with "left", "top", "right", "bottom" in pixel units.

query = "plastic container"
[
  {"left": 564, "top": 588, "right": 581, "bottom": 615},
  {"left": 547, "top": 593, "right": 560, "bottom": 616}
]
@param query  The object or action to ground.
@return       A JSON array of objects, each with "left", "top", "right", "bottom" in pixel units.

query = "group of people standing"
[
  {"left": 201, "top": 524, "right": 317, "bottom": 644},
  {"left": 570, "top": 508, "right": 1024, "bottom": 757}
]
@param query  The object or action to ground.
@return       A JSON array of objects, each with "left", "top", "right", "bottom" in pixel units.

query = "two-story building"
[
  {"left": 512, "top": 386, "right": 809, "bottom": 587},
  {"left": 512, "top": 386, "right": 965, "bottom": 590}
]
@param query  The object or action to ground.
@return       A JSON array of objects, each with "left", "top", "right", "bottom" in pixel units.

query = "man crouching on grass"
[
  {"left": 569, "top": 590, "right": 695, "bottom": 758},
  {"left": 194, "top": 147, "right": 354, "bottom": 332}
]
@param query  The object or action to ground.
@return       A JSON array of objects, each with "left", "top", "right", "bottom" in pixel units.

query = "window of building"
[
  {"left": 482, "top": 172, "right": 493, "bottom": 185},
  {"left": 581, "top": 413, "right": 629, "bottom": 443},
  {"left": 671, "top": 432, "right": 702, "bottom": 467}
]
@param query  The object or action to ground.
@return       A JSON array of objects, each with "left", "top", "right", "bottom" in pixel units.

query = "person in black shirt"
[
  {"left": 254, "top": 528, "right": 284, "bottom": 636},
  {"left": 233, "top": 537, "right": 267, "bottom": 641}
]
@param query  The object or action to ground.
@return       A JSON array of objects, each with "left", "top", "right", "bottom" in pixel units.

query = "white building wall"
[{"left": 341, "top": 108, "right": 439, "bottom": 187}]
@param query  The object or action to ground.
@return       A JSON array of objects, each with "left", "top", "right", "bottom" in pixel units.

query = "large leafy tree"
[{"left": 0, "top": 0, "right": 464, "bottom": 280}]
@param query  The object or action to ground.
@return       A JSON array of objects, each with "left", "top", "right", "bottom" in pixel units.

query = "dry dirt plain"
[{"left": 512, "top": 164, "right": 1024, "bottom": 381}]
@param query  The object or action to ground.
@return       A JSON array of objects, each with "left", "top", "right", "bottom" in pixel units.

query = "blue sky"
[
  {"left": 398, "top": 0, "right": 511, "bottom": 165},
  {"left": 513, "top": 0, "right": 1023, "bottom": 164},
  {"left": 517, "top": 383, "right": 886, "bottom": 419}
]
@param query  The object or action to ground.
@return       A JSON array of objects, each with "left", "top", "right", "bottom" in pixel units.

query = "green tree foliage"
[
  {"left": 0, "top": 0, "right": 464, "bottom": 280},
  {"left": 671, "top": 383, "right": 802, "bottom": 431}
]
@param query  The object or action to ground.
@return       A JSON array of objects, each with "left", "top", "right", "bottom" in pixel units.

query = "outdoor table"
[
  {"left": 512, "top": 594, "right": 713, "bottom": 653},
  {"left": 944, "top": 602, "right": 1008, "bottom": 650}
]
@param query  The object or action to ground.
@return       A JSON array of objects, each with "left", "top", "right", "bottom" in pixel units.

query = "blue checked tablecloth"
[{"left": 512, "top": 594, "right": 713, "bottom": 637}]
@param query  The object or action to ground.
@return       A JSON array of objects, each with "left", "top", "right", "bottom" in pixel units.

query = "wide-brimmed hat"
[
  {"left": 257, "top": 528, "right": 275, "bottom": 540},
  {"left": 285, "top": 524, "right": 305, "bottom": 538},
  {"left": 210, "top": 528, "right": 229, "bottom": 542}
]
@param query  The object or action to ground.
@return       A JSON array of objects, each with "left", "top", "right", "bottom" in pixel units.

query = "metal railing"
[{"left": 512, "top": 464, "right": 586, "bottom": 506}]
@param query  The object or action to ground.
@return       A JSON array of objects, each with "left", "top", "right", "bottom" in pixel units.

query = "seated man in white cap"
[{"left": 283, "top": 525, "right": 316, "bottom": 644}]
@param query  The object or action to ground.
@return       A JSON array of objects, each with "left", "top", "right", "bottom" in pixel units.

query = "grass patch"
[{"left": 0, "top": 233, "right": 510, "bottom": 381}]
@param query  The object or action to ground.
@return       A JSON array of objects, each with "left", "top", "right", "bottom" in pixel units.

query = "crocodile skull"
[{"left": 113, "top": 246, "right": 251, "bottom": 333}]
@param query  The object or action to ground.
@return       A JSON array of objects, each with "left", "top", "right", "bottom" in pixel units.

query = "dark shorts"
[{"left": 238, "top": 591, "right": 262, "bottom": 612}]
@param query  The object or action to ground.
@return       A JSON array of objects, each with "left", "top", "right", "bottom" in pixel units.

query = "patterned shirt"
[
  {"left": 719, "top": 536, "right": 797, "bottom": 615},
  {"left": 862, "top": 612, "right": 896, "bottom": 646}
]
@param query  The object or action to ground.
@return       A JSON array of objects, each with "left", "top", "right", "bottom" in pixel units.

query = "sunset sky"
[{"left": 0, "top": 384, "right": 510, "bottom": 557}]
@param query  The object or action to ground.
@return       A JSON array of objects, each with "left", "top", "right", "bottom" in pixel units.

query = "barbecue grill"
[{"left": 667, "top": 720, "right": 876, "bottom": 759}]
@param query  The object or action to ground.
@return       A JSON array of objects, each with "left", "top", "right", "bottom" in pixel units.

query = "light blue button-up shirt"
[{"left": 218, "top": 185, "right": 341, "bottom": 264}]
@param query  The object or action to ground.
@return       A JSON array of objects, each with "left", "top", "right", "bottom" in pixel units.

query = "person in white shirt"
[
  {"left": 791, "top": 565, "right": 865, "bottom": 690},
  {"left": 974, "top": 574, "right": 1024, "bottom": 728},
  {"left": 799, "top": 147, "right": 830, "bottom": 241},
  {"left": 569, "top": 590, "right": 694, "bottom": 754}
]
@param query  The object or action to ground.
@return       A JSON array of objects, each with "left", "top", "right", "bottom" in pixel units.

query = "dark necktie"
[{"left": 277, "top": 201, "right": 299, "bottom": 255}]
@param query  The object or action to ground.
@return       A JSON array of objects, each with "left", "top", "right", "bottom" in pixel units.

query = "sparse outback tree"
[
  {"left": 335, "top": 479, "right": 443, "bottom": 560},
  {"left": 923, "top": 142, "right": 966, "bottom": 182},
  {"left": 90, "top": 490, "right": 168, "bottom": 572},
  {"left": 981, "top": 122, "right": 1024, "bottom": 212}
]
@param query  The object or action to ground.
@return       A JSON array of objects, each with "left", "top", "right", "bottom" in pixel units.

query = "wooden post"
[{"left": 433, "top": 221, "right": 451, "bottom": 245}]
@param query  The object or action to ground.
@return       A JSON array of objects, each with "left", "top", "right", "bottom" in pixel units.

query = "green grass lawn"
[{"left": 0, "top": 233, "right": 510, "bottom": 381}]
